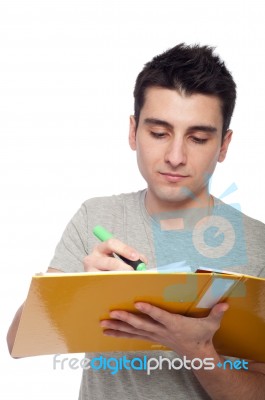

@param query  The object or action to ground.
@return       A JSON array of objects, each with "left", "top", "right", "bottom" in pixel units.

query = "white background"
[{"left": 1, "top": 0, "right": 265, "bottom": 398}]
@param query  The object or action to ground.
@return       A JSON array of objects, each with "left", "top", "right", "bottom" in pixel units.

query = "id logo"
[{"left": 151, "top": 182, "right": 248, "bottom": 272}]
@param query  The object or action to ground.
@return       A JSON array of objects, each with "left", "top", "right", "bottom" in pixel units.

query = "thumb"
[{"left": 209, "top": 302, "right": 229, "bottom": 322}]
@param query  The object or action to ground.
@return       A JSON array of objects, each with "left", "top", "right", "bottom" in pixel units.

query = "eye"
[
  {"left": 191, "top": 137, "right": 208, "bottom": 145},
  {"left": 150, "top": 131, "right": 168, "bottom": 139}
]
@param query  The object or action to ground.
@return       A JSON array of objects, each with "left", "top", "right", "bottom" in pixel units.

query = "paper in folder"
[{"left": 12, "top": 270, "right": 265, "bottom": 361}]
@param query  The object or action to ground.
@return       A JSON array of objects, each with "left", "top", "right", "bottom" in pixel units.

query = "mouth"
[{"left": 159, "top": 172, "right": 189, "bottom": 183}]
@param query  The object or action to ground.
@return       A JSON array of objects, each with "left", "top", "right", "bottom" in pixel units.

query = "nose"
[{"left": 164, "top": 137, "right": 187, "bottom": 167}]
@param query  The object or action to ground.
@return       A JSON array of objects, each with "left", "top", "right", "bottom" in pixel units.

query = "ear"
[
  {"left": 129, "top": 115, "right": 137, "bottom": 150},
  {"left": 218, "top": 129, "right": 233, "bottom": 163}
]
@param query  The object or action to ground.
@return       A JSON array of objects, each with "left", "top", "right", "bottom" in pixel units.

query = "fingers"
[
  {"left": 97, "top": 238, "right": 142, "bottom": 262},
  {"left": 110, "top": 310, "right": 161, "bottom": 330},
  {"left": 207, "top": 302, "right": 229, "bottom": 332},
  {"left": 100, "top": 318, "right": 155, "bottom": 340},
  {"left": 83, "top": 237, "right": 148, "bottom": 272},
  {"left": 209, "top": 302, "right": 229, "bottom": 320},
  {"left": 100, "top": 313, "right": 162, "bottom": 341},
  {"left": 100, "top": 303, "right": 230, "bottom": 353},
  {"left": 134, "top": 302, "right": 183, "bottom": 326},
  {"left": 138, "top": 253, "right": 148, "bottom": 265},
  {"left": 83, "top": 254, "right": 133, "bottom": 271},
  {"left": 103, "top": 329, "right": 151, "bottom": 341}
]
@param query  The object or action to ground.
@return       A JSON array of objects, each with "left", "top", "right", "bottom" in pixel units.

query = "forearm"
[
  {"left": 7, "top": 303, "right": 24, "bottom": 356},
  {"left": 101, "top": 302, "right": 265, "bottom": 398},
  {"left": 7, "top": 268, "right": 62, "bottom": 356},
  {"left": 192, "top": 346, "right": 265, "bottom": 400}
]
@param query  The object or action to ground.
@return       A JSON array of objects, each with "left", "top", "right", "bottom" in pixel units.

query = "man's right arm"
[
  {"left": 7, "top": 238, "right": 146, "bottom": 356},
  {"left": 6, "top": 267, "right": 62, "bottom": 356}
]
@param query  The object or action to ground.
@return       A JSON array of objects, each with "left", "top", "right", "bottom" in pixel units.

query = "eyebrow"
[
  {"left": 143, "top": 118, "right": 218, "bottom": 134},
  {"left": 144, "top": 118, "right": 174, "bottom": 130}
]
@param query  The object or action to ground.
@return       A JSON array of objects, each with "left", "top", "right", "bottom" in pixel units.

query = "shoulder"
[
  {"left": 213, "top": 196, "right": 265, "bottom": 234},
  {"left": 81, "top": 190, "right": 145, "bottom": 213},
  {"left": 78, "top": 190, "right": 146, "bottom": 237},
  {"left": 213, "top": 196, "right": 265, "bottom": 276},
  {"left": 211, "top": 198, "right": 265, "bottom": 277}
]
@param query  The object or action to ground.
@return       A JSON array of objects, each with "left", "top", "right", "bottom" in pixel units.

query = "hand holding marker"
[{"left": 93, "top": 225, "right": 147, "bottom": 271}]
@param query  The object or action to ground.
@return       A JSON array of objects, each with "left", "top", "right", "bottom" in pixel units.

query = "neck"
[{"left": 144, "top": 188, "right": 214, "bottom": 216}]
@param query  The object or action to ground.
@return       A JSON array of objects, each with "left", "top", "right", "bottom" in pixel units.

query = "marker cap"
[{"left": 93, "top": 225, "right": 113, "bottom": 242}]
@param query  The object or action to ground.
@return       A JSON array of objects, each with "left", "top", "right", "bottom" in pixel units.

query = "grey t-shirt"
[{"left": 49, "top": 190, "right": 265, "bottom": 399}]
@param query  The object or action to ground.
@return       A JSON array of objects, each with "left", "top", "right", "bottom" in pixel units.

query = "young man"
[{"left": 8, "top": 44, "right": 265, "bottom": 399}]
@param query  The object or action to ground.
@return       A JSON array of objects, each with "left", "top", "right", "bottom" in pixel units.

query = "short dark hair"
[{"left": 133, "top": 43, "right": 236, "bottom": 138}]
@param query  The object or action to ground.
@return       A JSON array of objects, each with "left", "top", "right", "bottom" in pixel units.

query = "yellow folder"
[{"left": 12, "top": 270, "right": 265, "bottom": 361}]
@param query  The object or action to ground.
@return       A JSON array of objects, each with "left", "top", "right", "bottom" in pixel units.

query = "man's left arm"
[
  {"left": 192, "top": 354, "right": 265, "bottom": 399},
  {"left": 100, "top": 302, "right": 265, "bottom": 400}
]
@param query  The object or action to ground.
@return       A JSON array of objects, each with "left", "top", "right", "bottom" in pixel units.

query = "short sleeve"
[
  {"left": 258, "top": 266, "right": 265, "bottom": 278},
  {"left": 49, "top": 204, "right": 89, "bottom": 273}
]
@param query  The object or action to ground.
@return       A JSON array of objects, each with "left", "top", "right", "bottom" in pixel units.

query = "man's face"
[{"left": 129, "top": 87, "right": 232, "bottom": 213}]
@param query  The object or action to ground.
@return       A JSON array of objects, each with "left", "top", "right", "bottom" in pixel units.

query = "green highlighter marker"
[{"left": 93, "top": 225, "right": 147, "bottom": 271}]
